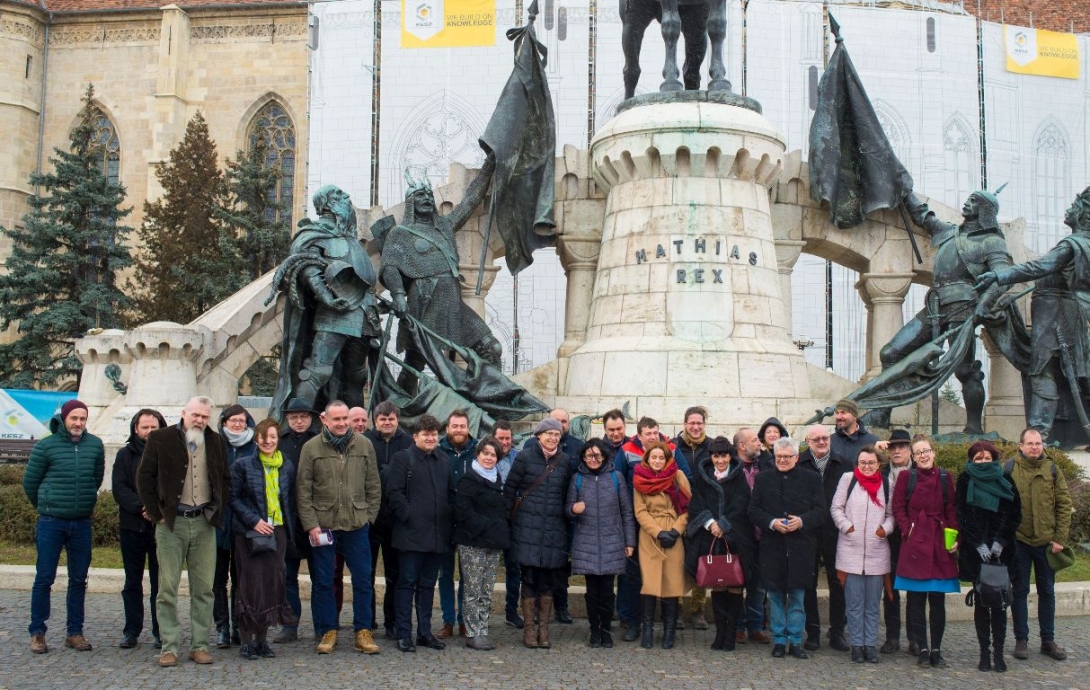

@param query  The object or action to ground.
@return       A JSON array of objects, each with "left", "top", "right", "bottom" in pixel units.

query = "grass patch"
[{"left": 0, "top": 540, "right": 124, "bottom": 569}]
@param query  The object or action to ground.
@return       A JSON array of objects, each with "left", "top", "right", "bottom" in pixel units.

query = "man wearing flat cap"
[{"left": 878, "top": 429, "right": 913, "bottom": 654}]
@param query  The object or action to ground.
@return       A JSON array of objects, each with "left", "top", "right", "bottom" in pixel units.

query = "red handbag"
[{"left": 695, "top": 537, "right": 745, "bottom": 588}]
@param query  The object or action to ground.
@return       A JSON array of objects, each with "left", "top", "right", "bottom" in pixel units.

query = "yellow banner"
[
  {"left": 402, "top": 0, "right": 495, "bottom": 48},
  {"left": 1005, "top": 25, "right": 1080, "bottom": 79}
]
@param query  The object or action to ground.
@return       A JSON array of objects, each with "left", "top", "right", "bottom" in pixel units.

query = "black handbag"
[
  {"left": 967, "top": 562, "right": 1012, "bottom": 609},
  {"left": 245, "top": 529, "right": 277, "bottom": 555}
]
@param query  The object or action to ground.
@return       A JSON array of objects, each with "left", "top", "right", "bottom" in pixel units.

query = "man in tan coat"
[{"left": 296, "top": 400, "right": 382, "bottom": 655}]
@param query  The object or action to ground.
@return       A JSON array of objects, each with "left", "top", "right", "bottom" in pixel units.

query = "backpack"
[
  {"left": 848, "top": 472, "right": 890, "bottom": 504},
  {"left": 574, "top": 470, "right": 622, "bottom": 500},
  {"left": 966, "top": 562, "right": 1013, "bottom": 609}
]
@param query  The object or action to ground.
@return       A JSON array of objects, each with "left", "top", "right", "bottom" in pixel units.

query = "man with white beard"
[{"left": 138, "top": 396, "right": 229, "bottom": 668}]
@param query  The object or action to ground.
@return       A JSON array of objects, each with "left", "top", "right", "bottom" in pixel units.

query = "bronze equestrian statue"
[{"left": 620, "top": 0, "right": 730, "bottom": 99}]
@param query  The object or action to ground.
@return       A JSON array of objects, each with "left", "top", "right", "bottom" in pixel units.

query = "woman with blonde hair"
[{"left": 633, "top": 442, "right": 691, "bottom": 649}]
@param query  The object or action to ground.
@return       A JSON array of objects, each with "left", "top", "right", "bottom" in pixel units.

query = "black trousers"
[
  {"left": 883, "top": 531, "right": 903, "bottom": 641},
  {"left": 213, "top": 547, "right": 238, "bottom": 632},
  {"left": 805, "top": 529, "right": 846, "bottom": 638},
  {"left": 369, "top": 525, "right": 399, "bottom": 632},
  {"left": 906, "top": 591, "right": 946, "bottom": 651},
  {"left": 119, "top": 529, "right": 159, "bottom": 639},
  {"left": 583, "top": 574, "right": 616, "bottom": 632}
]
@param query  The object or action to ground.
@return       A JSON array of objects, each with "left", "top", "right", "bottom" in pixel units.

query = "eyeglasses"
[
  {"left": 857, "top": 460, "right": 879, "bottom": 466},
  {"left": 912, "top": 448, "right": 934, "bottom": 458},
  {"left": 808, "top": 436, "right": 830, "bottom": 442},
  {"left": 584, "top": 452, "right": 603, "bottom": 460},
  {"left": 774, "top": 454, "right": 798, "bottom": 461}
]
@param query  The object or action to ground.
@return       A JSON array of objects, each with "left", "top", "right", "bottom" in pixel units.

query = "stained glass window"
[{"left": 246, "top": 101, "right": 296, "bottom": 227}]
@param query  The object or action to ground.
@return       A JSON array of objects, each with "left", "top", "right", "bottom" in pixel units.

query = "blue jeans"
[
  {"left": 396, "top": 551, "right": 442, "bottom": 639},
  {"left": 737, "top": 583, "right": 767, "bottom": 633},
  {"left": 1013, "top": 540, "right": 1056, "bottom": 642},
  {"left": 438, "top": 551, "right": 462, "bottom": 625},
  {"left": 311, "top": 526, "right": 374, "bottom": 634},
  {"left": 30, "top": 516, "right": 92, "bottom": 637},
  {"left": 503, "top": 548, "right": 521, "bottom": 616},
  {"left": 767, "top": 588, "right": 806, "bottom": 645}
]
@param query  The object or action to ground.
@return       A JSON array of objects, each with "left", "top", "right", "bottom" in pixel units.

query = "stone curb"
[{"left": 3, "top": 565, "right": 1088, "bottom": 621}]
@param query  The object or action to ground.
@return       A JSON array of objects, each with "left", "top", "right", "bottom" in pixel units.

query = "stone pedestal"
[{"left": 561, "top": 98, "right": 813, "bottom": 423}]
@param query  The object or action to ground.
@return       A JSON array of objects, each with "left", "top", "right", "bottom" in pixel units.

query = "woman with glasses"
[
  {"left": 829, "top": 446, "right": 894, "bottom": 663},
  {"left": 891, "top": 435, "right": 959, "bottom": 668},
  {"left": 567, "top": 439, "right": 635, "bottom": 648}
]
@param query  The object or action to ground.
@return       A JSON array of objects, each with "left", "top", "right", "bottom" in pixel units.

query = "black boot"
[
  {"left": 974, "top": 605, "right": 991, "bottom": 672},
  {"left": 710, "top": 592, "right": 728, "bottom": 650},
  {"left": 990, "top": 607, "right": 1007, "bottom": 673},
  {"left": 661, "top": 598, "right": 679, "bottom": 650},
  {"left": 640, "top": 596, "right": 656, "bottom": 649}
]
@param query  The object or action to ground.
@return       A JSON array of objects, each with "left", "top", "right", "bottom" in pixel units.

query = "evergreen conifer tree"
[
  {"left": 0, "top": 84, "right": 133, "bottom": 388},
  {"left": 130, "top": 111, "right": 236, "bottom": 323},
  {"left": 217, "top": 133, "right": 291, "bottom": 284}
]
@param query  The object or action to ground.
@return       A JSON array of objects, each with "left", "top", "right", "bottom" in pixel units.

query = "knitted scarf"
[
  {"left": 259, "top": 450, "right": 284, "bottom": 526},
  {"left": 633, "top": 459, "right": 689, "bottom": 514},
  {"left": 222, "top": 426, "right": 254, "bottom": 448},
  {"left": 322, "top": 426, "right": 354, "bottom": 454},
  {"left": 680, "top": 429, "right": 707, "bottom": 449},
  {"left": 964, "top": 460, "right": 1013, "bottom": 513},
  {"left": 471, "top": 459, "right": 498, "bottom": 482},
  {"left": 852, "top": 467, "right": 884, "bottom": 507}
]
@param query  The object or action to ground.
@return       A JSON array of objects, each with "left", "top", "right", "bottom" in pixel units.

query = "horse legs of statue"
[
  {"left": 621, "top": 0, "right": 656, "bottom": 99},
  {"left": 658, "top": 0, "right": 684, "bottom": 92},
  {"left": 680, "top": 4, "right": 708, "bottom": 90},
  {"left": 706, "top": 0, "right": 730, "bottom": 92}
]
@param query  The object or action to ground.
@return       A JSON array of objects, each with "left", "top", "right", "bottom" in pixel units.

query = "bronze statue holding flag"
[{"left": 807, "top": 15, "right": 1031, "bottom": 433}]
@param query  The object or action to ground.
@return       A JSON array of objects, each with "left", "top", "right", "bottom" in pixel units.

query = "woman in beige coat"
[{"left": 633, "top": 442, "right": 691, "bottom": 649}]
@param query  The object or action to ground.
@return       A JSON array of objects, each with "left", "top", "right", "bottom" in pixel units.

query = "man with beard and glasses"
[
  {"left": 137, "top": 396, "right": 229, "bottom": 668},
  {"left": 268, "top": 185, "right": 380, "bottom": 418}
]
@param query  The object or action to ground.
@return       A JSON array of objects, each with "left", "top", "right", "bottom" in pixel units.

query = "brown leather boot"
[
  {"left": 521, "top": 598, "right": 538, "bottom": 648},
  {"left": 537, "top": 595, "right": 554, "bottom": 649}
]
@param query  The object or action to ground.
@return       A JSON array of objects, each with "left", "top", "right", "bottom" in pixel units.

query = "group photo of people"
[{"left": 22, "top": 396, "right": 1074, "bottom": 674}]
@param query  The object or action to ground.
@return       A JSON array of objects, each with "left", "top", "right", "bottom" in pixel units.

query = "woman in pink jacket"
[{"left": 830, "top": 446, "right": 894, "bottom": 664}]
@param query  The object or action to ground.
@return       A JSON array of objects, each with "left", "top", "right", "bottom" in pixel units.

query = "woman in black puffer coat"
[
  {"left": 503, "top": 417, "right": 572, "bottom": 649},
  {"left": 685, "top": 436, "right": 756, "bottom": 651},
  {"left": 567, "top": 438, "right": 636, "bottom": 648}
]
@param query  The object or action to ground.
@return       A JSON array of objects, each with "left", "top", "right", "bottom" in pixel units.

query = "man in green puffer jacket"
[{"left": 22, "top": 399, "right": 106, "bottom": 655}]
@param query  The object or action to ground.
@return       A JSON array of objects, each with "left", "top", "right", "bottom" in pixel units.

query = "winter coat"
[
  {"left": 137, "top": 423, "right": 229, "bottom": 530},
  {"left": 891, "top": 466, "right": 959, "bottom": 581},
  {"left": 112, "top": 410, "right": 168, "bottom": 534},
  {"left": 1008, "top": 454, "right": 1072, "bottom": 547},
  {"left": 523, "top": 433, "right": 584, "bottom": 470},
  {"left": 634, "top": 473, "right": 691, "bottom": 598},
  {"left": 830, "top": 472, "right": 894, "bottom": 576},
  {"left": 23, "top": 415, "right": 105, "bottom": 520},
  {"left": 295, "top": 432, "right": 381, "bottom": 533},
  {"left": 684, "top": 458, "right": 757, "bottom": 585},
  {"left": 831, "top": 422, "right": 878, "bottom": 467},
  {"left": 748, "top": 465, "right": 826, "bottom": 591},
  {"left": 218, "top": 413, "right": 257, "bottom": 550},
  {"left": 672, "top": 434, "right": 709, "bottom": 483},
  {"left": 566, "top": 459, "right": 635, "bottom": 576},
  {"left": 504, "top": 444, "right": 572, "bottom": 569},
  {"left": 229, "top": 452, "right": 297, "bottom": 545},
  {"left": 955, "top": 472, "right": 1021, "bottom": 584},
  {"left": 364, "top": 427, "right": 413, "bottom": 535},
  {"left": 455, "top": 469, "right": 510, "bottom": 550},
  {"left": 798, "top": 447, "right": 855, "bottom": 537},
  {"left": 386, "top": 445, "right": 455, "bottom": 554},
  {"left": 278, "top": 425, "right": 318, "bottom": 555},
  {"left": 439, "top": 434, "right": 478, "bottom": 489}
]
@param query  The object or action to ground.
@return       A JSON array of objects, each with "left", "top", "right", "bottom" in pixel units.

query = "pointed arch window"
[
  {"left": 83, "top": 106, "right": 121, "bottom": 185},
  {"left": 943, "top": 115, "right": 978, "bottom": 209},
  {"left": 1034, "top": 122, "right": 1068, "bottom": 253},
  {"left": 246, "top": 101, "right": 296, "bottom": 227}
]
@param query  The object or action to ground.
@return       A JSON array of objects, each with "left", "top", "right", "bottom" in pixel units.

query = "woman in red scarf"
[
  {"left": 829, "top": 446, "right": 894, "bottom": 663},
  {"left": 633, "top": 442, "right": 691, "bottom": 649}
]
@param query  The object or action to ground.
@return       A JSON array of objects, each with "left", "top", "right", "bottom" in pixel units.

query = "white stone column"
[
  {"left": 458, "top": 263, "right": 500, "bottom": 319},
  {"left": 859, "top": 272, "right": 914, "bottom": 380},
  {"left": 981, "top": 332, "right": 1027, "bottom": 439},
  {"left": 775, "top": 239, "right": 805, "bottom": 336},
  {"left": 557, "top": 234, "right": 601, "bottom": 358}
]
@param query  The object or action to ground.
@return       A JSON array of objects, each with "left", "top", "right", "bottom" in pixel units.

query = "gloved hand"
[
  {"left": 657, "top": 531, "right": 674, "bottom": 548},
  {"left": 990, "top": 541, "right": 1003, "bottom": 559},
  {"left": 976, "top": 543, "right": 992, "bottom": 562}
]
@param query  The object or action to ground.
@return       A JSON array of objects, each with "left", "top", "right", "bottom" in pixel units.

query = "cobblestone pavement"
[{"left": 0, "top": 590, "right": 1086, "bottom": 689}]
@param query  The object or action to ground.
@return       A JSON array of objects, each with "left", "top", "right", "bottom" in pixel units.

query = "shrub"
[
  {"left": 1069, "top": 478, "right": 1090, "bottom": 547},
  {"left": 0, "top": 465, "right": 120, "bottom": 547}
]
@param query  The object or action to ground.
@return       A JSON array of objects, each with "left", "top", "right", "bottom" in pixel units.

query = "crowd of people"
[{"left": 20, "top": 396, "right": 1074, "bottom": 673}]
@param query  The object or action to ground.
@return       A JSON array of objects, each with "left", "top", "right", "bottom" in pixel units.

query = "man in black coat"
[
  {"left": 733, "top": 426, "right": 771, "bottom": 644},
  {"left": 797, "top": 422, "right": 855, "bottom": 651},
  {"left": 385, "top": 414, "right": 455, "bottom": 653},
  {"left": 112, "top": 408, "right": 167, "bottom": 650},
  {"left": 364, "top": 400, "right": 414, "bottom": 639},
  {"left": 275, "top": 397, "right": 319, "bottom": 643},
  {"left": 749, "top": 437, "right": 825, "bottom": 660}
]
